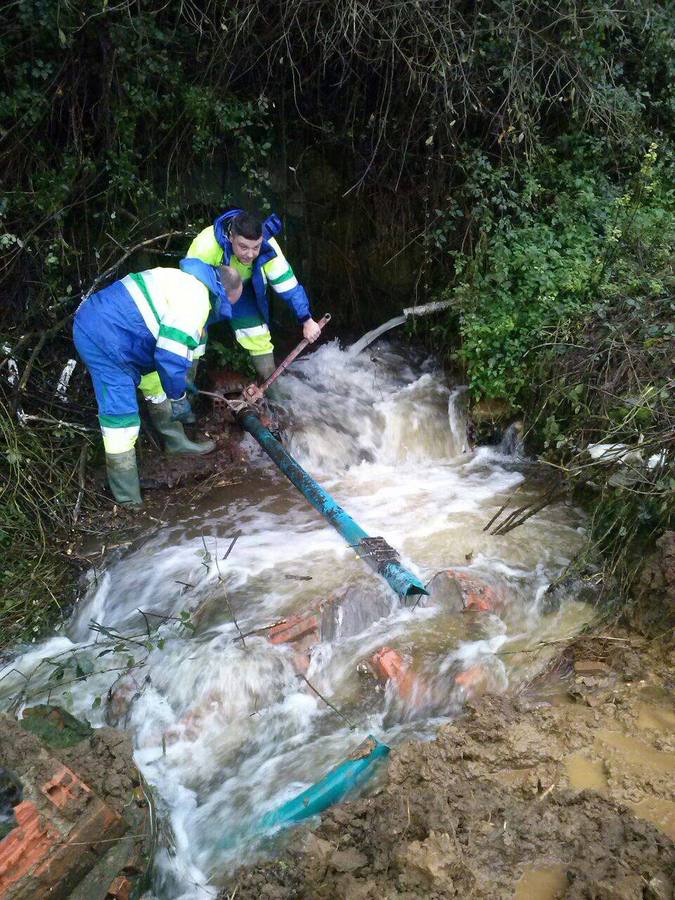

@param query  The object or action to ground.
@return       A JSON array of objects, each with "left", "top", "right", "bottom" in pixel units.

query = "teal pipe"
[
  {"left": 239, "top": 410, "right": 427, "bottom": 600},
  {"left": 260, "top": 736, "right": 390, "bottom": 830}
]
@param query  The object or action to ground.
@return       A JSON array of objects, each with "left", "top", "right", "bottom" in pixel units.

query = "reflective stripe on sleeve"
[
  {"left": 271, "top": 273, "right": 299, "bottom": 293},
  {"left": 121, "top": 275, "right": 160, "bottom": 338},
  {"left": 158, "top": 323, "right": 199, "bottom": 349},
  {"left": 156, "top": 336, "right": 192, "bottom": 359}
]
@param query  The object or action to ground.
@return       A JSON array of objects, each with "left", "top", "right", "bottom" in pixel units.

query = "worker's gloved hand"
[
  {"left": 302, "top": 318, "right": 322, "bottom": 343},
  {"left": 170, "top": 394, "right": 194, "bottom": 423}
]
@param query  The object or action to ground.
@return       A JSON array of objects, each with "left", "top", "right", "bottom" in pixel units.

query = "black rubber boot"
[{"left": 147, "top": 399, "right": 215, "bottom": 455}]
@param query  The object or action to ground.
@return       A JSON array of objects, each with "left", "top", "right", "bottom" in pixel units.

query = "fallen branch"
[
  {"left": 16, "top": 412, "right": 97, "bottom": 433},
  {"left": 232, "top": 620, "right": 286, "bottom": 642}
]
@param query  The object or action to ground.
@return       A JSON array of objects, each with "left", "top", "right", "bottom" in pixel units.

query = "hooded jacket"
[
  {"left": 74, "top": 265, "right": 224, "bottom": 399},
  {"left": 185, "top": 208, "right": 311, "bottom": 324}
]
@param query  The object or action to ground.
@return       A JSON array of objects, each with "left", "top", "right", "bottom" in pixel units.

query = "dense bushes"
[
  {"left": 444, "top": 141, "right": 674, "bottom": 603},
  {"left": 0, "top": 0, "right": 672, "bottom": 637}
]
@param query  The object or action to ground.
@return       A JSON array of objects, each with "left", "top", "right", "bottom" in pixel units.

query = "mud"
[
  {"left": 67, "top": 418, "right": 248, "bottom": 564},
  {"left": 0, "top": 707, "right": 151, "bottom": 899},
  {"left": 229, "top": 633, "right": 674, "bottom": 899},
  {"left": 0, "top": 712, "right": 138, "bottom": 817}
]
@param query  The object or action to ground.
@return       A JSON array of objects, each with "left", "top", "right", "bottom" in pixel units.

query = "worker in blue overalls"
[
  {"left": 186, "top": 209, "right": 321, "bottom": 395},
  {"left": 73, "top": 261, "right": 242, "bottom": 506}
]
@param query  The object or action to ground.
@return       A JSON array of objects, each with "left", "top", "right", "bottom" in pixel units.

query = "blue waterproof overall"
[{"left": 73, "top": 264, "right": 224, "bottom": 453}]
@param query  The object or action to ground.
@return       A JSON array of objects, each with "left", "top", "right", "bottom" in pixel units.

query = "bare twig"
[
  {"left": 212, "top": 537, "right": 247, "bottom": 648},
  {"left": 297, "top": 673, "right": 356, "bottom": 730},
  {"left": 71, "top": 438, "right": 89, "bottom": 526},
  {"left": 222, "top": 531, "right": 241, "bottom": 561}
]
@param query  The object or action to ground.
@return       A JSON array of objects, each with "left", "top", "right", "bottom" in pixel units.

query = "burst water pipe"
[
  {"left": 259, "top": 735, "right": 390, "bottom": 830},
  {"left": 238, "top": 409, "right": 428, "bottom": 601}
]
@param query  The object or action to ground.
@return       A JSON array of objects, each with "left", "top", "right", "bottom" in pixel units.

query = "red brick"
[
  {"left": 267, "top": 612, "right": 320, "bottom": 646},
  {"left": 106, "top": 875, "right": 132, "bottom": 900},
  {"left": 0, "top": 766, "right": 127, "bottom": 899},
  {"left": 454, "top": 663, "right": 487, "bottom": 689},
  {"left": 0, "top": 801, "right": 60, "bottom": 894},
  {"left": 445, "top": 569, "right": 505, "bottom": 612},
  {"left": 370, "top": 647, "right": 421, "bottom": 703},
  {"left": 41, "top": 766, "right": 92, "bottom": 819}
]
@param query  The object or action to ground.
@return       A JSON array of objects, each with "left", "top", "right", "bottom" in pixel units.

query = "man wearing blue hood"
[
  {"left": 73, "top": 261, "right": 242, "bottom": 506},
  {"left": 186, "top": 209, "right": 321, "bottom": 391}
]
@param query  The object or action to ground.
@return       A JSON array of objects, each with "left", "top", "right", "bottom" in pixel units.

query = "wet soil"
[
  {"left": 229, "top": 632, "right": 674, "bottom": 899},
  {"left": 67, "top": 413, "right": 249, "bottom": 563},
  {"left": 0, "top": 711, "right": 138, "bottom": 817}
]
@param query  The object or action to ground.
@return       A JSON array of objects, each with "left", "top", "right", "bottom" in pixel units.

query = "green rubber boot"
[
  {"left": 182, "top": 358, "right": 200, "bottom": 424},
  {"left": 251, "top": 352, "right": 280, "bottom": 401},
  {"left": 106, "top": 450, "right": 142, "bottom": 506},
  {"left": 147, "top": 399, "right": 215, "bottom": 455}
]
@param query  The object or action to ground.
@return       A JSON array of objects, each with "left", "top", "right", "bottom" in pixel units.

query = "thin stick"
[
  {"left": 222, "top": 531, "right": 241, "bottom": 561},
  {"left": 72, "top": 438, "right": 89, "bottom": 526},
  {"left": 483, "top": 485, "right": 522, "bottom": 533},
  {"left": 233, "top": 620, "right": 286, "bottom": 642},
  {"left": 213, "top": 538, "right": 247, "bottom": 648},
  {"left": 297, "top": 674, "right": 356, "bottom": 730}
]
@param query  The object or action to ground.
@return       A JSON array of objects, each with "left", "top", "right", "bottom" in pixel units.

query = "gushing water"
[{"left": 0, "top": 340, "right": 591, "bottom": 898}]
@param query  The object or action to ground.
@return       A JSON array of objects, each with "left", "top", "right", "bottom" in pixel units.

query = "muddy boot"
[
  {"left": 106, "top": 450, "right": 142, "bottom": 506},
  {"left": 147, "top": 398, "right": 215, "bottom": 455},
  {"left": 183, "top": 359, "right": 200, "bottom": 423},
  {"left": 251, "top": 352, "right": 281, "bottom": 402}
]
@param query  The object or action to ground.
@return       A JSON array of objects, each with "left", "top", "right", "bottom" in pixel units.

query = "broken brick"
[
  {"left": 445, "top": 569, "right": 506, "bottom": 612},
  {"left": 370, "top": 647, "right": 422, "bottom": 703},
  {"left": 267, "top": 612, "right": 320, "bottom": 647},
  {"left": 106, "top": 874, "right": 133, "bottom": 900},
  {"left": 0, "top": 800, "right": 59, "bottom": 895},
  {"left": 454, "top": 664, "right": 488, "bottom": 690},
  {"left": 0, "top": 764, "right": 127, "bottom": 899}
]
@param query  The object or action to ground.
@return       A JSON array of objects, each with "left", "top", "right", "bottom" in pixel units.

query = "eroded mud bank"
[{"left": 229, "top": 632, "right": 674, "bottom": 899}]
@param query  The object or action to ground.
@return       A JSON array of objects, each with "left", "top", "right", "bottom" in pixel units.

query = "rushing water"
[{"left": 0, "top": 341, "right": 592, "bottom": 898}]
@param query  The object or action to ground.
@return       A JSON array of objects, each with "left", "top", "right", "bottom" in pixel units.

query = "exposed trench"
[{"left": 2, "top": 340, "right": 672, "bottom": 899}]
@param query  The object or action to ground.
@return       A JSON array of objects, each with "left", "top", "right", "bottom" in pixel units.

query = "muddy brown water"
[
  {"left": 232, "top": 641, "right": 674, "bottom": 899},
  {"left": 2, "top": 342, "right": 612, "bottom": 898}
]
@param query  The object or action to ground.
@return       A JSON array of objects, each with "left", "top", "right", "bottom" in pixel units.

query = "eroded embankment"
[{"left": 229, "top": 633, "right": 674, "bottom": 899}]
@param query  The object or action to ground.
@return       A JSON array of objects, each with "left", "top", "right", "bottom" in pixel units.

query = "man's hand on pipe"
[{"left": 303, "top": 318, "right": 322, "bottom": 342}]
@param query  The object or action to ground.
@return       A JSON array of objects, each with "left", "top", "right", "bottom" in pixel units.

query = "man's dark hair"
[{"left": 231, "top": 212, "right": 263, "bottom": 241}]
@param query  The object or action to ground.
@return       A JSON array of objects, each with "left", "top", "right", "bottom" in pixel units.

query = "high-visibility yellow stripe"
[
  {"left": 139, "top": 371, "right": 166, "bottom": 403},
  {"left": 101, "top": 425, "right": 140, "bottom": 453},
  {"left": 234, "top": 324, "right": 274, "bottom": 357}
]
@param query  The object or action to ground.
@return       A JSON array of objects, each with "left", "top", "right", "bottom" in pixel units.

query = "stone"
[
  {"left": 20, "top": 706, "right": 92, "bottom": 750},
  {"left": 574, "top": 660, "right": 611, "bottom": 676},
  {"left": 330, "top": 848, "right": 368, "bottom": 873}
]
